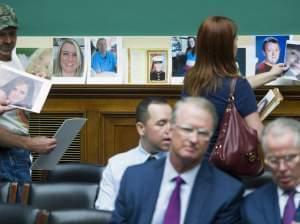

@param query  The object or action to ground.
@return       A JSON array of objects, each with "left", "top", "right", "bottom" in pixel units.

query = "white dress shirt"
[
  {"left": 151, "top": 154, "right": 201, "bottom": 224},
  {"left": 95, "top": 142, "right": 165, "bottom": 211},
  {"left": 278, "top": 185, "right": 300, "bottom": 217}
]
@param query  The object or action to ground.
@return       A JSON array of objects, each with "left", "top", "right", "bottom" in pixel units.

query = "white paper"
[
  {"left": 129, "top": 49, "right": 147, "bottom": 83},
  {"left": 32, "top": 118, "right": 87, "bottom": 170}
]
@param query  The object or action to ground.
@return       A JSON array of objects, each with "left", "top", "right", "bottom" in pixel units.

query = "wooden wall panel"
[
  {"left": 102, "top": 113, "right": 139, "bottom": 164},
  {"left": 29, "top": 85, "right": 300, "bottom": 167}
]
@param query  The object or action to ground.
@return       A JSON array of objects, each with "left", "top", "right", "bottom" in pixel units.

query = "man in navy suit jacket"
[
  {"left": 242, "top": 118, "right": 300, "bottom": 224},
  {"left": 111, "top": 97, "right": 244, "bottom": 224}
]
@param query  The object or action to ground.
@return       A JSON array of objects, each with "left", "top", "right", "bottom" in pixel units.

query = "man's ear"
[{"left": 136, "top": 122, "right": 145, "bottom": 136}]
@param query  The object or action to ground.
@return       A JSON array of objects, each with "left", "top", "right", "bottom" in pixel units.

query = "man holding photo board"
[{"left": 0, "top": 4, "right": 56, "bottom": 184}]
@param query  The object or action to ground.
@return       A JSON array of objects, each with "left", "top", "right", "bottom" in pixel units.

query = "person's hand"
[
  {"left": 25, "top": 136, "right": 57, "bottom": 154},
  {"left": 33, "top": 71, "right": 48, "bottom": 79},
  {"left": 269, "top": 63, "right": 289, "bottom": 78},
  {"left": 0, "top": 102, "right": 13, "bottom": 114},
  {"left": 0, "top": 92, "right": 13, "bottom": 114}
]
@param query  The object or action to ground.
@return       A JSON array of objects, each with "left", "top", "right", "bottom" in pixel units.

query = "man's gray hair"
[
  {"left": 172, "top": 97, "right": 218, "bottom": 130},
  {"left": 261, "top": 117, "right": 300, "bottom": 152}
]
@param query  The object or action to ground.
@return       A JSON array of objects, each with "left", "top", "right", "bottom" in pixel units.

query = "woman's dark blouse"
[{"left": 182, "top": 77, "right": 257, "bottom": 157}]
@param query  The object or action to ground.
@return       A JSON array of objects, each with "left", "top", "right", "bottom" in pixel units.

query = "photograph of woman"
[
  {"left": 53, "top": 38, "right": 84, "bottom": 77},
  {"left": 0, "top": 76, "right": 36, "bottom": 109},
  {"left": 26, "top": 48, "right": 52, "bottom": 79},
  {"left": 17, "top": 47, "right": 52, "bottom": 79},
  {"left": 171, "top": 36, "right": 197, "bottom": 77},
  {"left": 184, "top": 36, "right": 196, "bottom": 70}
]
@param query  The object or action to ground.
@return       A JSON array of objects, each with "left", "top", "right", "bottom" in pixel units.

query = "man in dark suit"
[
  {"left": 241, "top": 118, "right": 300, "bottom": 224},
  {"left": 111, "top": 97, "right": 244, "bottom": 224}
]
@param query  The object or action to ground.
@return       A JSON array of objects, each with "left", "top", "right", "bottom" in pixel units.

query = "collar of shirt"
[
  {"left": 277, "top": 185, "right": 300, "bottom": 217},
  {"left": 137, "top": 141, "right": 166, "bottom": 163},
  {"left": 164, "top": 153, "right": 201, "bottom": 190},
  {"left": 151, "top": 154, "right": 201, "bottom": 224}
]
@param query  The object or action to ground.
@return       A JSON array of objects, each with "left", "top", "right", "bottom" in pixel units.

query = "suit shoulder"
[
  {"left": 244, "top": 182, "right": 274, "bottom": 201},
  {"left": 209, "top": 164, "right": 243, "bottom": 190},
  {"left": 124, "top": 158, "right": 165, "bottom": 178}
]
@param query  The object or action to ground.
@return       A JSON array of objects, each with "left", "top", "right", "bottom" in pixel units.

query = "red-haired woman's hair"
[{"left": 183, "top": 16, "right": 239, "bottom": 96}]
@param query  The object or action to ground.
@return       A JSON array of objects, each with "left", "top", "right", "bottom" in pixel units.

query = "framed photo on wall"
[
  {"left": 147, "top": 50, "right": 168, "bottom": 83},
  {"left": 86, "top": 37, "right": 123, "bottom": 84}
]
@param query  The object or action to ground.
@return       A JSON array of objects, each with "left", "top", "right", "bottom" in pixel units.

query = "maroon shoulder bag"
[{"left": 209, "top": 78, "right": 264, "bottom": 177}]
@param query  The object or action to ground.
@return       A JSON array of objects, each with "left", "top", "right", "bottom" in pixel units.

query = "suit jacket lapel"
[
  {"left": 184, "top": 160, "right": 212, "bottom": 224},
  {"left": 295, "top": 204, "right": 300, "bottom": 221},
  {"left": 140, "top": 158, "right": 166, "bottom": 223},
  {"left": 264, "top": 183, "right": 281, "bottom": 224}
]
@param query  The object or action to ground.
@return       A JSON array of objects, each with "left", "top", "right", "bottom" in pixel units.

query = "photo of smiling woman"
[
  {"left": 0, "top": 76, "right": 36, "bottom": 109},
  {"left": 53, "top": 38, "right": 84, "bottom": 77}
]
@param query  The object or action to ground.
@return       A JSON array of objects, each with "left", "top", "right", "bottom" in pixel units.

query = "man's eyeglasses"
[
  {"left": 175, "top": 124, "right": 212, "bottom": 140},
  {"left": 265, "top": 152, "right": 300, "bottom": 169}
]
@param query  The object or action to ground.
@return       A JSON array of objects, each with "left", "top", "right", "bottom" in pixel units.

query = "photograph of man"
[
  {"left": 255, "top": 35, "right": 289, "bottom": 74},
  {"left": 283, "top": 41, "right": 300, "bottom": 81},
  {"left": 91, "top": 38, "right": 117, "bottom": 74},
  {"left": 149, "top": 55, "right": 166, "bottom": 82}
]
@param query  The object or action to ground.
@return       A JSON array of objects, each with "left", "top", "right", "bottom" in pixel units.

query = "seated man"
[
  {"left": 112, "top": 97, "right": 244, "bottom": 224},
  {"left": 95, "top": 97, "right": 172, "bottom": 211},
  {"left": 242, "top": 118, "right": 300, "bottom": 224}
]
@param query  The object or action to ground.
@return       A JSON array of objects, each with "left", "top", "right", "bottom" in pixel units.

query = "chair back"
[
  {"left": 22, "top": 182, "right": 99, "bottom": 210},
  {"left": 0, "top": 203, "right": 48, "bottom": 224},
  {"left": 48, "top": 209, "right": 112, "bottom": 224},
  {"left": 0, "top": 182, "right": 18, "bottom": 203},
  {"left": 46, "top": 163, "right": 104, "bottom": 183}
]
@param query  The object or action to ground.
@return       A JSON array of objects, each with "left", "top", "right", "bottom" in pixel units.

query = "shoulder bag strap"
[{"left": 228, "top": 78, "right": 237, "bottom": 102}]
